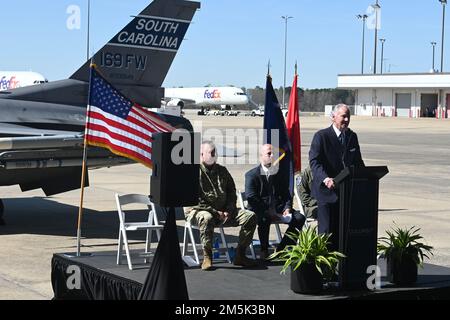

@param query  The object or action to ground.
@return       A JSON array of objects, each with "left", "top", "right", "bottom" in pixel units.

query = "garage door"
[{"left": 395, "top": 93, "right": 411, "bottom": 117}]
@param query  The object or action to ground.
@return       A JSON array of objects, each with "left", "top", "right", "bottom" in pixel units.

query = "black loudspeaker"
[{"left": 150, "top": 131, "right": 200, "bottom": 207}]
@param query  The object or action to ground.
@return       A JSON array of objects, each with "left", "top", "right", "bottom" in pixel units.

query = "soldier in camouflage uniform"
[
  {"left": 186, "top": 141, "right": 257, "bottom": 270},
  {"left": 298, "top": 165, "right": 318, "bottom": 220}
]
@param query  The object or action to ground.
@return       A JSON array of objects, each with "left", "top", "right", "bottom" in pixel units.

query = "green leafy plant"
[
  {"left": 269, "top": 226, "right": 345, "bottom": 276},
  {"left": 377, "top": 225, "right": 434, "bottom": 267}
]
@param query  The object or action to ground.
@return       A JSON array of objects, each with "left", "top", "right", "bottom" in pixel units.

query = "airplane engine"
[{"left": 167, "top": 98, "right": 184, "bottom": 108}]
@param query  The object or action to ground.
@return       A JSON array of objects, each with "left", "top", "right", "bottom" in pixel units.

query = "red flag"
[
  {"left": 85, "top": 66, "right": 174, "bottom": 168},
  {"left": 286, "top": 71, "right": 301, "bottom": 173}
]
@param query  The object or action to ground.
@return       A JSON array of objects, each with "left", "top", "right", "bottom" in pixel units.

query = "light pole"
[
  {"left": 281, "top": 15, "right": 293, "bottom": 109},
  {"left": 431, "top": 41, "right": 437, "bottom": 71},
  {"left": 372, "top": 1, "right": 381, "bottom": 74},
  {"left": 439, "top": 0, "right": 447, "bottom": 72},
  {"left": 380, "top": 38, "right": 385, "bottom": 74},
  {"left": 357, "top": 14, "right": 368, "bottom": 74},
  {"left": 382, "top": 58, "right": 389, "bottom": 73}
]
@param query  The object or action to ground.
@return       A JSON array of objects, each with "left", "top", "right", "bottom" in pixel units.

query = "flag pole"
[
  {"left": 76, "top": 126, "right": 89, "bottom": 256},
  {"left": 293, "top": 60, "right": 300, "bottom": 205},
  {"left": 76, "top": 63, "right": 95, "bottom": 257},
  {"left": 294, "top": 62, "right": 298, "bottom": 185},
  {"left": 294, "top": 62, "right": 300, "bottom": 180}
]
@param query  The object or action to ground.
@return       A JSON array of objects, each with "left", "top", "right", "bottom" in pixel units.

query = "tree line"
[{"left": 245, "top": 87, "right": 355, "bottom": 112}]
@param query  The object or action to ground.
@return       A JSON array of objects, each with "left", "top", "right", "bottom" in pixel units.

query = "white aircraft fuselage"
[
  {"left": 0, "top": 71, "right": 47, "bottom": 91},
  {"left": 165, "top": 86, "right": 248, "bottom": 107}
]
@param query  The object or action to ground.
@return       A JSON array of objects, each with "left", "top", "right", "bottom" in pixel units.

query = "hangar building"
[{"left": 337, "top": 73, "right": 450, "bottom": 118}]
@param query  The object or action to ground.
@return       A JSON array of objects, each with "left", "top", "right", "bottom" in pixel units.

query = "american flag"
[{"left": 85, "top": 67, "right": 174, "bottom": 168}]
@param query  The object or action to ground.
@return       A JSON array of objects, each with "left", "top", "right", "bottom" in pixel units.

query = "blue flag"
[{"left": 263, "top": 75, "right": 293, "bottom": 194}]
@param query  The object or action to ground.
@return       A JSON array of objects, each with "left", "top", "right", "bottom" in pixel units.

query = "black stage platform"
[{"left": 51, "top": 251, "right": 450, "bottom": 300}]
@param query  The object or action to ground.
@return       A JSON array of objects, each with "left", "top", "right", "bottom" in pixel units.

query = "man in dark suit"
[
  {"left": 245, "top": 144, "right": 306, "bottom": 260},
  {"left": 309, "top": 104, "right": 365, "bottom": 251}
]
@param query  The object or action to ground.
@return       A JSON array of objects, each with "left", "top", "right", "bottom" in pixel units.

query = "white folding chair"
[
  {"left": 182, "top": 219, "right": 232, "bottom": 266},
  {"left": 237, "top": 190, "right": 281, "bottom": 258},
  {"left": 115, "top": 193, "right": 164, "bottom": 270},
  {"left": 182, "top": 202, "right": 257, "bottom": 265},
  {"left": 182, "top": 219, "right": 201, "bottom": 266}
]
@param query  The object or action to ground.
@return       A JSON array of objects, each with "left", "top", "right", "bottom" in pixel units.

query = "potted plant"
[
  {"left": 377, "top": 225, "right": 434, "bottom": 285},
  {"left": 269, "top": 226, "right": 345, "bottom": 294}
]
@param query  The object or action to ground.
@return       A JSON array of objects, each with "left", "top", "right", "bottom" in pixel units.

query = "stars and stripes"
[{"left": 85, "top": 66, "right": 174, "bottom": 168}]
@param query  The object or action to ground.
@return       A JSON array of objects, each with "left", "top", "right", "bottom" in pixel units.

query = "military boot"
[
  {"left": 233, "top": 246, "right": 258, "bottom": 267},
  {"left": 201, "top": 248, "right": 213, "bottom": 271},
  {"left": 259, "top": 250, "right": 269, "bottom": 261}
]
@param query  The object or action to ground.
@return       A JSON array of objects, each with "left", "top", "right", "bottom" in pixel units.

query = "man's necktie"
[
  {"left": 268, "top": 176, "right": 275, "bottom": 210},
  {"left": 339, "top": 132, "right": 346, "bottom": 146},
  {"left": 340, "top": 132, "right": 346, "bottom": 167}
]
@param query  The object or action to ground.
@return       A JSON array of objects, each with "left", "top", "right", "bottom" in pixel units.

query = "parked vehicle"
[
  {"left": 213, "top": 105, "right": 240, "bottom": 116},
  {"left": 250, "top": 107, "right": 264, "bottom": 117},
  {"left": 197, "top": 107, "right": 210, "bottom": 116}
]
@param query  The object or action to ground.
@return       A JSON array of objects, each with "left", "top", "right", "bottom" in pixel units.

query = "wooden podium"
[{"left": 334, "top": 166, "right": 389, "bottom": 289}]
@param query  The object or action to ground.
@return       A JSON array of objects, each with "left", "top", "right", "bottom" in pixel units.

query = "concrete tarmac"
[{"left": 0, "top": 111, "right": 449, "bottom": 299}]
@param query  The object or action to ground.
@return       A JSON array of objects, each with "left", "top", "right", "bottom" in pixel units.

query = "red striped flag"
[{"left": 85, "top": 66, "right": 174, "bottom": 168}]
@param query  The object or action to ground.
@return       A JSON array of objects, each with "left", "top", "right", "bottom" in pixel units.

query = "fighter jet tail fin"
[{"left": 70, "top": 0, "right": 200, "bottom": 107}]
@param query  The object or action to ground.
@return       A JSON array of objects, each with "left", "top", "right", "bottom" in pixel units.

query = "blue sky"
[{"left": 0, "top": 0, "right": 447, "bottom": 89}]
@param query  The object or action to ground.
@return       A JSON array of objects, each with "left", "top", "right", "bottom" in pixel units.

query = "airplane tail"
[{"left": 70, "top": 0, "right": 200, "bottom": 107}]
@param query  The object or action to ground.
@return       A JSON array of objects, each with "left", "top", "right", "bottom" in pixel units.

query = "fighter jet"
[{"left": 0, "top": 0, "right": 200, "bottom": 224}]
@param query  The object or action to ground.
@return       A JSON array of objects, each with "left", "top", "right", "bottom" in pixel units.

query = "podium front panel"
[{"left": 339, "top": 178, "right": 379, "bottom": 289}]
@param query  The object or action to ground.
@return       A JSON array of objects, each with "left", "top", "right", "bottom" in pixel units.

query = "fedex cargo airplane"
[
  {"left": 164, "top": 86, "right": 248, "bottom": 108},
  {"left": 0, "top": 71, "right": 48, "bottom": 91}
]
